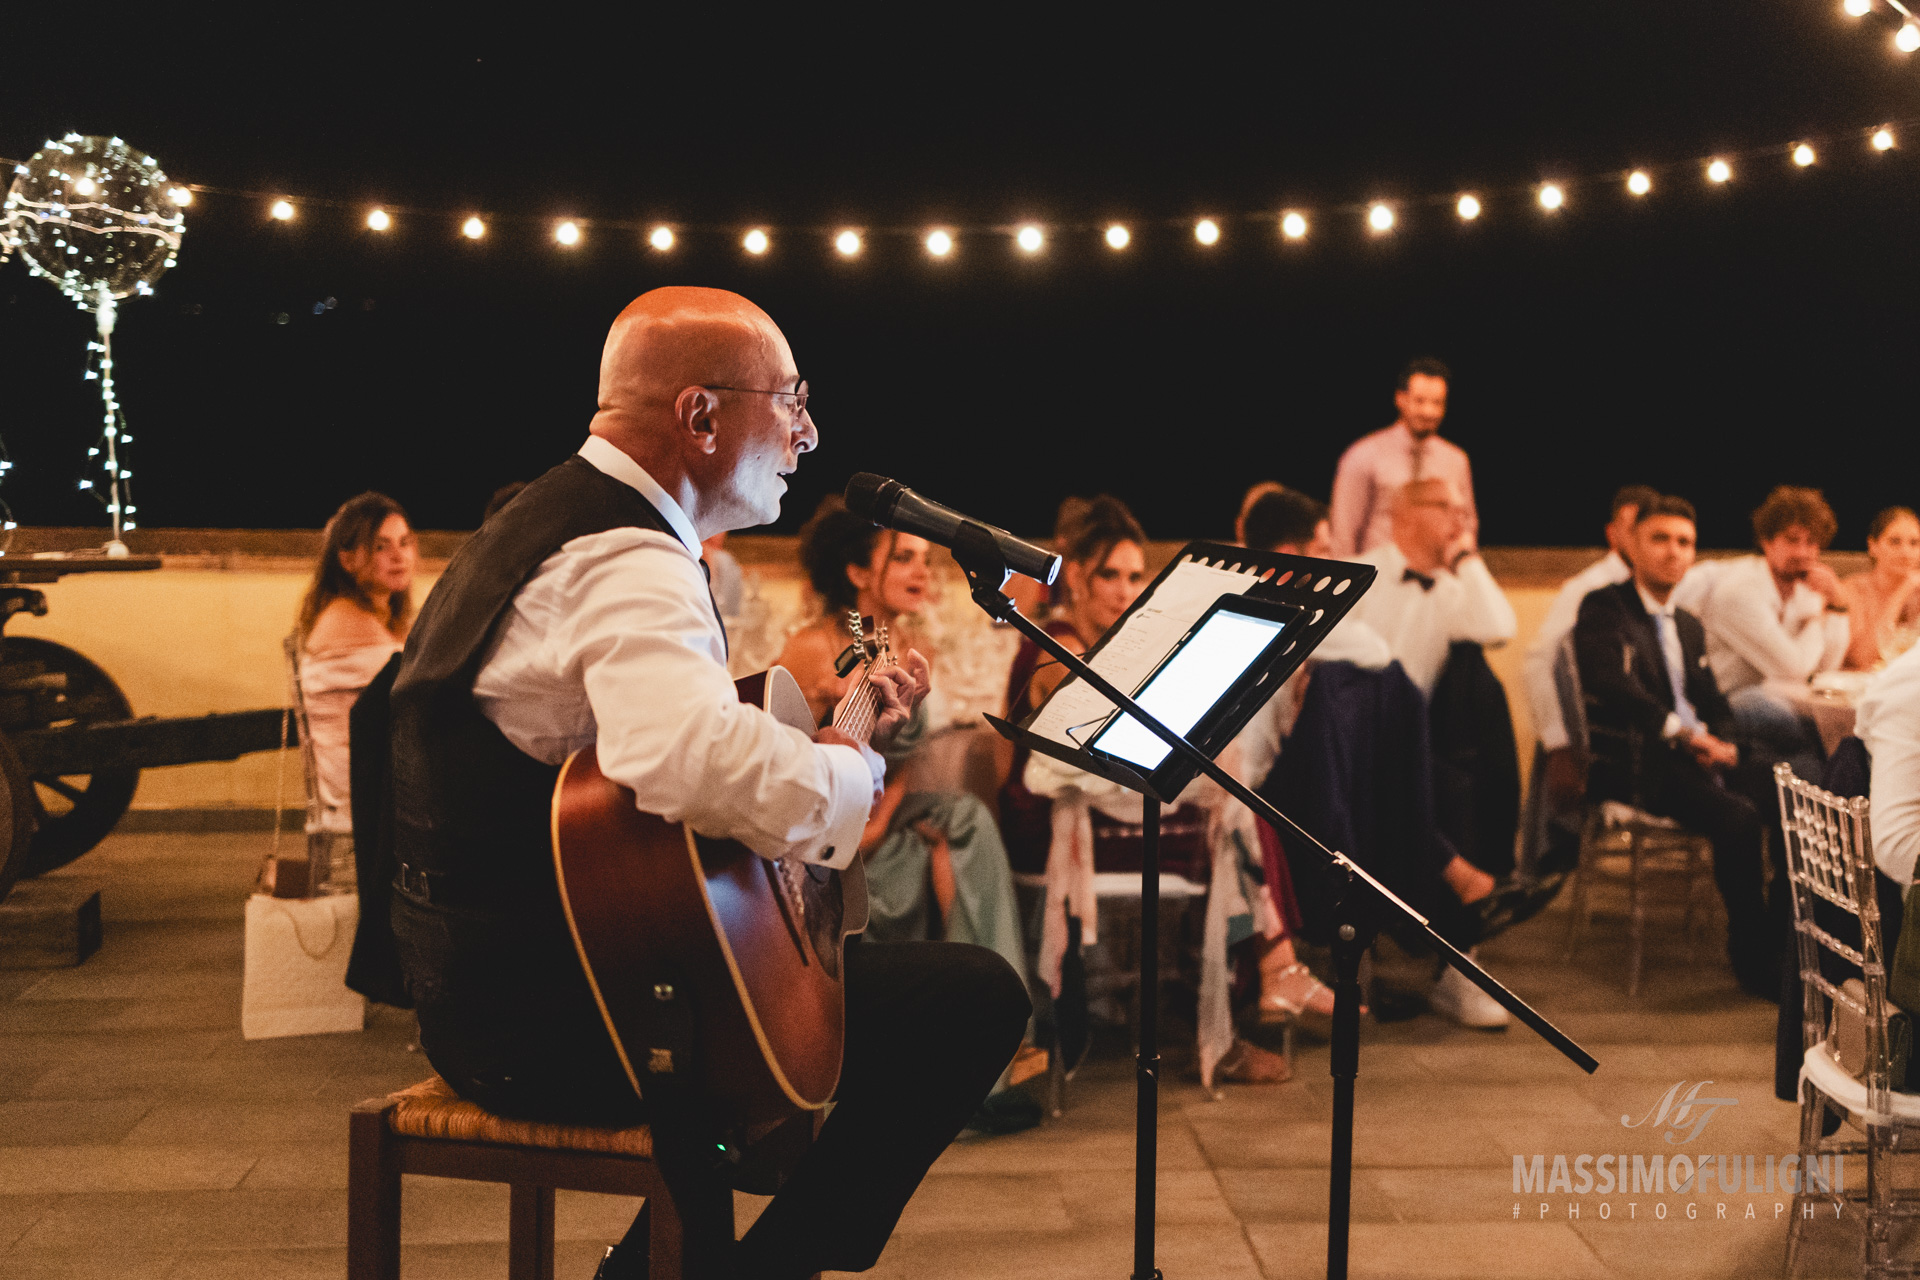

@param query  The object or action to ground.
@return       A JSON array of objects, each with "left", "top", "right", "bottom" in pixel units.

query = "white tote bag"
[{"left": 241, "top": 893, "right": 365, "bottom": 1039}]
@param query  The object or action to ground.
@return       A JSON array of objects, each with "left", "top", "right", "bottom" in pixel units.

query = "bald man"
[{"left": 385, "top": 288, "right": 1029, "bottom": 1280}]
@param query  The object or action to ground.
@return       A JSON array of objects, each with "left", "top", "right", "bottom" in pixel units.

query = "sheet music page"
[{"left": 1027, "top": 555, "right": 1260, "bottom": 748}]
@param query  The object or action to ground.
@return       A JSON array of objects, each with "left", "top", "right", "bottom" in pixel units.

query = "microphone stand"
[{"left": 947, "top": 524, "right": 1596, "bottom": 1280}]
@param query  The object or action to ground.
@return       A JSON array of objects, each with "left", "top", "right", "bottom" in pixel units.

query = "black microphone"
[{"left": 844, "top": 474, "right": 1061, "bottom": 585}]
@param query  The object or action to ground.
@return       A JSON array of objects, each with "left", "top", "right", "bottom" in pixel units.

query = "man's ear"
[{"left": 675, "top": 386, "right": 722, "bottom": 456}]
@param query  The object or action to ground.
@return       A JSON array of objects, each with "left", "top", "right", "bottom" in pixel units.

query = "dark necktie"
[{"left": 1403, "top": 568, "right": 1436, "bottom": 591}]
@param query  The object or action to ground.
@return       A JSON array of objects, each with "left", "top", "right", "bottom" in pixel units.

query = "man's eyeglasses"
[{"left": 705, "top": 380, "right": 809, "bottom": 418}]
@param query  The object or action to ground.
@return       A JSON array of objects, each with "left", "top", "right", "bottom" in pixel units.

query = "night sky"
[{"left": 1, "top": 8, "right": 1916, "bottom": 548}]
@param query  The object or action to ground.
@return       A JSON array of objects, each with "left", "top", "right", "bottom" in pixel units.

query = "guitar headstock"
[{"left": 845, "top": 612, "right": 894, "bottom": 670}]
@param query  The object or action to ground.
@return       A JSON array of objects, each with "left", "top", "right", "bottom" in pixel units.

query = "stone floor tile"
[
  {"left": 892, "top": 1173, "right": 1073, "bottom": 1233},
  {"left": 1057, "top": 1168, "right": 1236, "bottom": 1227},
  {"left": 932, "top": 1125, "right": 1209, "bottom": 1174},
  {"left": 3, "top": 1248, "right": 180, "bottom": 1280},
  {"left": 236, "top": 1141, "right": 347, "bottom": 1190},
  {"left": 123, "top": 1100, "right": 345, "bottom": 1147},
  {"left": 0, "top": 1098, "right": 153, "bottom": 1146},
  {"left": 16, "top": 1189, "right": 341, "bottom": 1251},
  {"left": 1215, "top": 1166, "right": 1397, "bottom": 1224},
  {"left": 1190, "top": 1117, "right": 1509, "bottom": 1170},
  {"left": 1247, "top": 1221, "right": 1610, "bottom": 1279},
  {"left": 0, "top": 1146, "right": 259, "bottom": 1195},
  {"left": 839, "top": 1221, "right": 1263, "bottom": 1280},
  {"left": 0, "top": 1192, "right": 59, "bottom": 1248}
]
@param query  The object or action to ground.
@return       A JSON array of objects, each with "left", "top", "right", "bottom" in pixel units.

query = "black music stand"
[{"left": 949, "top": 525, "right": 1597, "bottom": 1280}]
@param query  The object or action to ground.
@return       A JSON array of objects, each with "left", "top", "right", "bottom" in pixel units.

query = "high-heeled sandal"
[{"left": 1258, "top": 961, "right": 1339, "bottom": 1036}]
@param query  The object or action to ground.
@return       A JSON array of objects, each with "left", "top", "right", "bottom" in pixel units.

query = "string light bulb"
[
  {"left": 270, "top": 199, "right": 295, "bottom": 220},
  {"left": 925, "top": 229, "right": 954, "bottom": 257},
  {"left": 743, "top": 228, "right": 769, "bottom": 255},
  {"left": 1194, "top": 218, "right": 1220, "bottom": 245},
  {"left": 1626, "top": 170, "right": 1652, "bottom": 196},
  {"left": 73, "top": 176, "right": 95, "bottom": 196},
  {"left": 835, "top": 229, "right": 862, "bottom": 257},
  {"left": 1367, "top": 203, "right": 1395, "bottom": 233},
  {"left": 1706, "top": 159, "right": 1732, "bottom": 183},
  {"left": 462, "top": 216, "right": 486, "bottom": 239},
  {"left": 1456, "top": 194, "right": 1481, "bottom": 221},
  {"left": 648, "top": 226, "right": 674, "bottom": 251},
  {"left": 1845, "top": 0, "right": 1872, "bottom": 14},
  {"left": 1793, "top": 143, "right": 1817, "bottom": 167},
  {"left": 1898, "top": 23, "right": 1920, "bottom": 51},
  {"left": 1016, "top": 225, "right": 1044, "bottom": 253},
  {"left": 554, "top": 220, "right": 581, "bottom": 246},
  {"left": 1873, "top": 127, "right": 1896, "bottom": 151},
  {"left": 1537, "top": 184, "right": 1565, "bottom": 211},
  {"left": 366, "top": 208, "right": 391, "bottom": 231},
  {"left": 1105, "top": 224, "right": 1130, "bottom": 250},
  {"left": 167, "top": 187, "right": 192, "bottom": 207},
  {"left": 1280, "top": 211, "right": 1308, "bottom": 240}
]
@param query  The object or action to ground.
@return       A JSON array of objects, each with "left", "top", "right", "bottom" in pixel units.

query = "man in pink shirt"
[{"left": 1327, "top": 357, "right": 1477, "bottom": 558}]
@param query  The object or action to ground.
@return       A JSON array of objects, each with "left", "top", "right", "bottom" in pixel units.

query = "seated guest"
[
  {"left": 780, "top": 497, "right": 1039, "bottom": 1130},
  {"left": 1858, "top": 640, "right": 1920, "bottom": 888},
  {"left": 295, "top": 492, "right": 418, "bottom": 844},
  {"left": 779, "top": 498, "right": 1027, "bottom": 984},
  {"left": 1001, "top": 495, "right": 1287, "bottom": 1083},
  {"left": 1843, "top": 506, "right": 1920, "bottom": 671},
  {"left": 1522, "top": 486, "right": 1660, "bottom": 801},
  {"left": 1342, "top": 477, "right": 1521, "bottom": 1026},
  {"left": 1573, "top": 495, "right": 1774, "bottom": 995},
  {"left": 1234, "top": 485, "right": 1391, "bottom": 1027},
  {"left": 1682, "top": 485, "right": 1848, "bottom": 782}
]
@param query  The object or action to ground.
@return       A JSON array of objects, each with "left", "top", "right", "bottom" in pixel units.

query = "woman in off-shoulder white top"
[{"left": 295, "top": 492, "right": 418, "bottom": 834}]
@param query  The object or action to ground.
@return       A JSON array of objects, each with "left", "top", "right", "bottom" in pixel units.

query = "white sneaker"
[{"left": 1431, "top": 953, "right": 1510, "bottom": 1030}]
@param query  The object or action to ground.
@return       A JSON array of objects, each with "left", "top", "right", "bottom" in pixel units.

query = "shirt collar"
[
  {"left": 577, "top": 436, "right": 703, "bottom": 559},
  {"left": 1635, "top": 581, "right": 1678, "bottom": 621}
]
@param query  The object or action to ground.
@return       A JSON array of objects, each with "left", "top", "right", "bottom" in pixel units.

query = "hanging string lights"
[{"left": 0, "top": 120, "right": 1910, "bottom": 279}]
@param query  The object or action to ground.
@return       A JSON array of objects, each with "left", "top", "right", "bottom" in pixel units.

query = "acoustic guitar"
[{"left": 550, "top": 618, "right": 892, "bottom": 1134}]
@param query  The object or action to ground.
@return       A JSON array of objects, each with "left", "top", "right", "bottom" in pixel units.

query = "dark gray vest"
[{"left": 390, "top": 453, "right": 680, "bottom": 924}]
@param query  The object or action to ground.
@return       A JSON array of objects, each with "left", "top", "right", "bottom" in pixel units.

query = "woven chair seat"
[{"left": 387, "top": 1075, "right": 653, "bottom": 1159}]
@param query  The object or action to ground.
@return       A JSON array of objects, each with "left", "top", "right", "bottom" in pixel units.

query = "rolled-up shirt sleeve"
[
  {"left": 1861, "top": 650, "right": 1920, "bottom": 886},
  {"left": 552, "top": 533, "right": 871, "bottom": 867},
  {"left": 1452, "top": 554, "right": 1518, "bottom": 646}
]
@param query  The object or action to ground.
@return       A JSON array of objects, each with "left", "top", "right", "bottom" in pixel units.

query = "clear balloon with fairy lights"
[{"left": 2, "top": 135, "right": 187, "bottom": 552}]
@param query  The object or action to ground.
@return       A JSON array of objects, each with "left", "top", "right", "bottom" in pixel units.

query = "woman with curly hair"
[{"left": 777, "top": 496, "right": 1041, "bottom": 1131}]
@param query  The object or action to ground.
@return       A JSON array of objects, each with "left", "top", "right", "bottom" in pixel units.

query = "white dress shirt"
[
  {"left": 1346, "top": 543, "right": 1517, "bottom": 695},
  {"left": 1857, "top": 642, "right": 1920, "bottom": 885},
  {"left": 471, "top": 436, "right": 872, "bottom": 868},
  {"left": 1327, "top": 422, "right": 1477, "bottom": 558},
  {"left": 1635, "top": 583, "right": 1704, "bottom": 742},
  {"left": 1523, "top": 550, "right": 1632, "bottom": 751},
  {"left": 1688, "top": 554, "right": 1849, "bottom": 695}
]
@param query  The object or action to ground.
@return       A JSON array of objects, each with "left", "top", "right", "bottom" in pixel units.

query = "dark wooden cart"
[{"left": 0, "top": 553, "right": 292, "bottom": 904}]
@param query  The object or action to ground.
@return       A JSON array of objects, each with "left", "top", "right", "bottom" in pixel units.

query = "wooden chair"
[
  {"left": 348, "top": 1075, "right": 711, "bottom": 1280},
  {"left": 1553, "top": 636, "right": 1716, "bottom": 996},
  {"left": 1778, "top": 762, "right": 1920, "bottom": 1279}
]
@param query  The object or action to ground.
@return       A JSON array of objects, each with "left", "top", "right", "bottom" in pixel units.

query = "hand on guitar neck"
[{"left": 815, "top": 652, "right": 931, "bottom": 800}]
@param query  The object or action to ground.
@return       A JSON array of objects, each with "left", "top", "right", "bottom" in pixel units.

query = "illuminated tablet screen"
[{"left": 1087, "top": 601, "right": 1296, "bottom": 772}]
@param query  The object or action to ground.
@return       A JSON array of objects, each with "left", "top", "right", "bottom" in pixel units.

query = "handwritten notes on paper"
[{"left": 1027, "top": 554, "right": 1261, "bottom": 749}]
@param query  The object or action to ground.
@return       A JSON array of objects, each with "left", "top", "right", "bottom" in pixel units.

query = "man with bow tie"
[
  {"left": 1344, "top": 476, "right": 1521, "bottom": 1028},
  {"left": 1347, "top": 476, "right": 1517, "bottom": 696}
]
